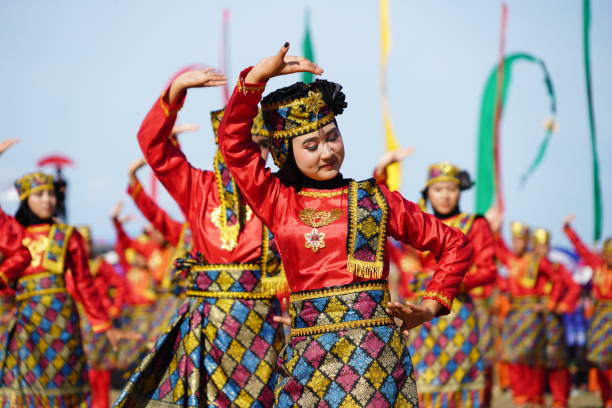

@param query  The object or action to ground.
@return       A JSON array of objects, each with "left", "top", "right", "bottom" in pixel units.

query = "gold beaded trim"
[
  {"left": 15, "top": 288, "right": 66, "bottom": 301},
  {"left": 297, "top": 188, "right": 349, "bottom": 198},
  {"left": 189, "top": 263, "right": 261, "bottom": 272},
  {"left": 185, "top": 289, "right": 273, "bottom": 300},
  {"left": 290, "top": 317, "right": 396, "bottom": 337},
  {"left": 268, "top": 113, "right": 335, "bottom": 139},
  {"left": 290, "top": 282, "right": 388, "bottom": 302},
  {"left": 236, "top": 80, "right": 266, "bottom": 94},
  {"left": 422, "top": 290, "right": 452, "bottom": 309}
]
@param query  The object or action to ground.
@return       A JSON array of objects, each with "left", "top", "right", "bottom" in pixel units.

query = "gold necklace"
[{"left": 298, "top": 208, "right": 342, "bottom": 253}]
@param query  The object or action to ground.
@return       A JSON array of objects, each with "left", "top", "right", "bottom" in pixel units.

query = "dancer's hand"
[
  {"left": 128, "top": 158, "right": 147, "bottom": 181},
  {"left": 245, "top": 43, "right": 323, "bottom": 84},
  {"left": 110, "top": 201, "right": 124, "bottom": 220},
  {"left": 563, "top": 214, "right": 576, "bottom": 226},
  {"left": 273, "top": 297, "right": 291, "bottom": 326},
  {"left": 105, "top": 328, "right": 143, "bottom": 352},
  {"left": 485, "top": 203, "right": 503, "bottom": 234},
  {"left": 374, "top": 147, "right": 415, "bottom": 177},
  {"left": 171, "top": 124, "right": 200, "bottom": 137},
  {"left": 386, "top": 299, "right": 439, "bottom": 336},
  {"left": 0, "top": 139, "right": 19, "bottom": 155},
  {"left": 169, "top": 68, "right": 226, "bottom": 105}
]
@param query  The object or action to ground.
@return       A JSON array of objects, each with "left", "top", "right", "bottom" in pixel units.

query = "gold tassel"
[
  {"left": 261, "top": 269, "right": 290, "bottom": 296},
  {"left": 347, "top": 258, "right": 384, "bottom": 280}
]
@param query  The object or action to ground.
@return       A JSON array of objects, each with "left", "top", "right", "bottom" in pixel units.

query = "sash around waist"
[
  {"left": 186, "top": 263, "right": 273, "bottom": 299},
  {"left": 15, "top": 272, "right": 67, "bottom": 301},
  {"left": 289, "top": 280, "right": 396, "bottom": 336}
]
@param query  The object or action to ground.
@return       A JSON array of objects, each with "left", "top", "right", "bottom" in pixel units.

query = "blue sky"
[{"left": 0, "top": 0, "right": 610, "bottom": 249}]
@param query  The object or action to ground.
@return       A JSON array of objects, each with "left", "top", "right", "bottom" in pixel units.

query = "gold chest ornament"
[
  {"left": 22, "top": 235, "right": 50, "bottom": 268},
  {"left": 298, "top": 208, "right": 342, "bottom": 253}
]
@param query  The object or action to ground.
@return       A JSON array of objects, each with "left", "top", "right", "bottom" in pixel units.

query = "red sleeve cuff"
[
  {"left": 422, "top": 290, "right": 453, "bottom": 316},
  {"left": 92, "top": 321, "right": 112, "bottom": 333},
  {"left": 237, "top": 66, "right": 267, "bottom": 94},
  {"left": 127, "top": 178, "right": 143, "bottom": 199},
  {"left": 159, "top": 86, "right": 186, "bottom": 117}
]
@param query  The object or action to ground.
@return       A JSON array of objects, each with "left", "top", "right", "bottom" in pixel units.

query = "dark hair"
[{"left": 15, "top": 200, "right": 53, "bottom": 227}]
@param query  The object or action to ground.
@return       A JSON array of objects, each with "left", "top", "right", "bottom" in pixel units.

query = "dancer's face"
[
  {"left": 252, "top": 135, "right": 270, "bottom": 161},
  {"left": 533, "top": 242, "right": 549, "bottom": 258},
  {"left": 512, "top": 236, "right": 528, "bottom": 256},
  {"left": 27, "top": 188, "right": 56, "bottom": 220},
  {"left": 427, "top": 182, "right": 460, "bottom": 215},
  {"left": 291, "top": 123, "right": 345, "bottom": 181}
]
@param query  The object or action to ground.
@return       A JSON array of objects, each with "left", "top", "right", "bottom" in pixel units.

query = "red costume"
[
  {"left": 564, "top": 224, "right": 612, "bottom": 407},
  {"left": 494, "top": 236, "right": 563, "bottom": 406},
  {"left": 217, "top": 67, "right": 472, "bottom": 310}
]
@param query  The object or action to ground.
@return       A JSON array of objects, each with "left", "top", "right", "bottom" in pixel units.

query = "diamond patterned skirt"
[
  {"left": 544, "top": 312, "right": 569, "bottom": 369},
  {"left": 409, "top": 294, "right": 484, "bottom": 407},
  {"left": 113, "top": 265, "right": 285, "bottom": 408},
  {"left": 114, "top": 304, "right": 156, "bottom": 371},
  {"left": 586, "top": 300, "right": 612, "bottom": 368},
  {"left": 0, "top": 273, "right": 90, "bottom": 407},
  {"left": 472, "top": 298, "right": 495, "bottom": 366},
  {"left": 502, "top": 297, "right": 546, "bottom": 365},
  {"left": 276, "top": 280, "right": 418, "bottom": 408}
]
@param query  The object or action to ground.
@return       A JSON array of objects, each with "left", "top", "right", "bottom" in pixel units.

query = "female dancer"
[
  {"left": 76, "top": 225, "right": 131, "bottom": 408},
  {"left": 127, "top": 156, "right": 191, "bottom": 295},
  {"left": 217, "top": 43, "right": 473, "bottom": 407},
  {"left": 0, "top": 170, "right": 125, "bottom": 407},
  {"left": 532, "top": 228, "right": 580, "bottom": 408},
  {"left": 114, "top": 69, "right": 286, "bottom": 408},
  {"left": 487, "top": 214, "right": 563, "bottom": 408},
  {"left": 412, "top": 163, "right": 496, "bottom": 407},
  {"left": 0, "top": 140, "right": 32, "bottom": 375},
  {"left": 563, "top": 215, "right": 611, "bottom": 408}
]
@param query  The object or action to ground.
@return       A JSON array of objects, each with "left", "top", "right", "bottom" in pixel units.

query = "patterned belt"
[
  {"left": 289, "top": 281, "right": 396, "bottom": 337},
  {"left": 15, "top": 272, "right": 67, "bottom": 301},
  {"left": 596, "top": 299, "right": 612, "bottom": 309},
  {"left": 510, "top": 295, "right": 540, "bottom": 308},
  {"left": 185, "top": 289, "right": 273, "bottom": 300}
]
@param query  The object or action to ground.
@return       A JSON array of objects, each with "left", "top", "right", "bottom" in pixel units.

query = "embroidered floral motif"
[{"left": 304, "top": 229, "right": 326, "bottom": 253}]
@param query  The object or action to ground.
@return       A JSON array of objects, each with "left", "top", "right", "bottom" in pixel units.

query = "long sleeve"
[
  {"left": 383, "top": 187, "right": 473, "bottom": 314},
  {"left": 127, "top": 177, "right": 184, "bottom": 246},
  {"left": 0, "top": 207, "right": 31, "bottom": 286},
  {"left": 113, "top": 218, "right": 132, "bottom": 272},
  {"left": 218, "top": 67, "right": 288, "bottom": 232},
  {"left": 97, "top": 260, "right": 128, "bottom": 317},
  {"left": 65, "top": 231, "right": 111, "bottom": 333},
  {"left": 493, "top": 233, "right": 515, "bottom": 268},
  {"left": 137, "top": 88, "right": 215, "bottom": 222},
  {"left": 563, "top": 224, "right": 601, "bottom": 269},
  {"left": 555, "top": 263, "right": 581, "bottom": 314},
  {"left": 461, "top": 217, "right": 497, "bottom": 291}
]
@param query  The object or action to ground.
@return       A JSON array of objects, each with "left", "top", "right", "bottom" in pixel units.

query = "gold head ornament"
[
  {"left": 532, "top": 228, "right": 550, "bottom": 245},
  {"left": 425, "top": 162, "right": 461, "bottom": 188},
  {"left": 510, "top": 221, "right": 530, "bottom": 239},
  {"left": 14, "top": 172, "right": 54, "bottom": 201}
]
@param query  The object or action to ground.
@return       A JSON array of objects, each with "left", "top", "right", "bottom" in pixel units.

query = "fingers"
[
  {"left": 277, "top": 42, "right": 290, "bottom": 58},
  {"left": 172, "top": 123, "right": 200, "bottom": 136},
  {"left": 272, "top": 316, "right": 291, "bottom": 326}
]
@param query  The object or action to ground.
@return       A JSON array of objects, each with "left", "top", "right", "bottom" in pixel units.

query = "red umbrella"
[{"left": 37, "top": 154, "right": 75, "bottom": 170}]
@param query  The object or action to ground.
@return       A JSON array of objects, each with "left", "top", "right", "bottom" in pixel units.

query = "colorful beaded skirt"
[
  {"left": 544, "top": 312, "right": 569, "bottom": 369},
  {"left": 113, "top": 263, "right": 284, "bottom": 408},
  {"left": 0, "top": 295, "right": 15, "bottom": 369},
  {"left": 409, "top": 293, "right": 484, "bottom": 408},
  {"left": 275, "top": 280, "right": 418, "bottom": 408},
  {"left": 586, "top": 300, "right": 612, "bottom": 368},
  {"left": 0, "top": 273, "right": 90, "bottom": 407},
  {"left": 472, "top": 298, "right": 495, "bottom": 365},
  {"left": 502, "top": 296, "right": 546, "bottom": 365}
]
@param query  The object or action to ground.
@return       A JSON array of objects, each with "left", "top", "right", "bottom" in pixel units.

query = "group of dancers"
[{"left": 0, "top": 43, "right": 610, "bottom": 408}]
